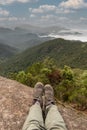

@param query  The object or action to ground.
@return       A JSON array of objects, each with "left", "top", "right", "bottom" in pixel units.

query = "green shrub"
[
  {"left": 16, "top": 71, "right": 26, "bottom": 84},
  {"left": 9, "top": 58, "right": 87, "bottom": 110},
  {"left": 81, "top": 70, "right": 87, "bottom": 87},
  {"left": 62, "top": 65, "right": 74, "bottom": 81}
]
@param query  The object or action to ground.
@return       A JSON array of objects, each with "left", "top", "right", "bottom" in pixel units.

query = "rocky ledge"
[{"left": 0, "top": 76, "right": 87, "bottom": 130}]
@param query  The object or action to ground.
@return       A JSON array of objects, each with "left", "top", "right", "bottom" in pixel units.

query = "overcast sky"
[{"left": 0, "top": 0, "right": 87, "bottom": 29}]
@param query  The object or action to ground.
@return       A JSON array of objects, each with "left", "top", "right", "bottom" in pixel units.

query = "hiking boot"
[
  {"left": 33, "top": 82, "right": 44, "bottom": 107},
  {"left": 44, "top": 84, "right": 55, "bottom": 107}
]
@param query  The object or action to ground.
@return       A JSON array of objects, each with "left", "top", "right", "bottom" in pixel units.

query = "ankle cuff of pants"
[
  {"left": 45, "top": 104, "right": 55, "bottom": 117},
  {"left": 46, "top": 103, "right": 53, "bottom": 108}
]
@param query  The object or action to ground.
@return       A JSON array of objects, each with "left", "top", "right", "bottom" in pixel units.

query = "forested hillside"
[
  {"left": 0, "top": 38, "right": 87, "bottom": 75},
  {"left": 0, "top": 43, "right": 18, "bottom": 63}
]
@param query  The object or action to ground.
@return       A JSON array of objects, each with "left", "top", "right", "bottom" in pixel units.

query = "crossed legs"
[{"left": 22, "top": 82, "right": 67, "bottom": 130}]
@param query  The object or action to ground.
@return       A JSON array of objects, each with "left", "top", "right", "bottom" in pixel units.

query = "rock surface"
[
  {"left": 0, "top": 76, "right": 33, "bottom": 130},
  {"left": 0, "top": 76, "right": 87, "bottom": 130},
  {"left": 58, "top": 104, "right": 87, "bottom": 130}
]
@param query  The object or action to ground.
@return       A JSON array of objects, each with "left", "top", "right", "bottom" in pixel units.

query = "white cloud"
[
  {"left": 29, "top": 5, "right": 57, "bottom": 14},
  {"left": 56, "top": 8, "right": 75, "bottom": 14},
  {"left": 0, "top": 17, "right": 7, "bottom": 21},
  {"left": 29, "top": 4, "right": 75, "bottom": 15},
  {"left": 0, "top": 16, "right": 27, "bottom": 22},
  {"left": 0, "top": 17, "right": 17, "bottom": 21},
  {"left": 8, "top": 17, "right": 18, "bottom": 21},
  {"left": 0, "top": 0, "right": 39, "bottom": 5},
  {"left": 0, "top": 8, "right": 9, "bottom": 16},
  {"left": 41, "top": 15, "right": 56, "bottom": 20},
  {"left": 30, "top": 8, "right": 43, "bottom": 13},
  {"left": 58, "top": 17, "right": 68, "bottom": 20},
  {"left": 40, "top": 14, "right": 69, "bottom": 25},
  {"left": 30, "top": 14, "right": 36, "bottom": 18},
  {"left": 80, "top": 17, "right": 87, "bottom": 21},
  {"left": 41, "top": 15, "right": 68, "bottom": 21},
  {"left": 0, "top": 17, "right": 14, "bottom": 22},
  {"left": 59, "top": 0, "right": 87, "bottom": 9}
]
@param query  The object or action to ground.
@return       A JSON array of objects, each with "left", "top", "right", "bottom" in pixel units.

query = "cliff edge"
[
  {"left": 0, "top": 76, "right": 87, "bottom": 130},
  {"left": 0, "top": 76, "right": 33, "bottom": 130}
]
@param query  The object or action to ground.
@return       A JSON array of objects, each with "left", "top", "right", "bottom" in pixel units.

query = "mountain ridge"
[
  {"left": 0, "top": 26, "right": 52, "bottom": 50},
  {"left": 0, "top": 38, "right": 87, "bottom": 75}
]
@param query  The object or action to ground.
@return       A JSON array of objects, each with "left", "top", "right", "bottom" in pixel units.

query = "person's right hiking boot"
[
  {"left": 33, "top": 82, "right": 44, "bottom": 107},
  {"left": 44, "top": 84, "right": 55, "bottom": 107}
]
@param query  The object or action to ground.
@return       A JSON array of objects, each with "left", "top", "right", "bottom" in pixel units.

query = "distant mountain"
[
  {"left": 0, "top": 26, "right": 83, "bottom": 51},
  {"left": 0, "top": 42, "right": 18, "bottom": 63},
  {"left": 0, "top": 27, "right": 13, "bottom": 33},
  {"left": 0, "top": 27, "right": 53, "bottom": 51},
  {"left": 58, "top": 31, "right": 82, "bottom": 36},
  {"left": 15, "top": 24, "right": 67, "bottom": 34},
  {"left": 0, "top": 38, "right": 87, "bottom": 75}
]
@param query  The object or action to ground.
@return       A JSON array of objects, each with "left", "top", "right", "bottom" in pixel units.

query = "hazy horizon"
[
  {"left": 0, "top": 23, "right": 87, "bottom": 42},
  {"left": 0, "top": 0, "right": 87, "bottom": 42}
]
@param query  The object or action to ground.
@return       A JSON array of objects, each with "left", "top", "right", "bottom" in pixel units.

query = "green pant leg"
[
  {"left": 22, "top": 102, "right": 45, "bottom": 130},
  {"left": 45, "top": 105, "right": 67, "bottom": 130}
]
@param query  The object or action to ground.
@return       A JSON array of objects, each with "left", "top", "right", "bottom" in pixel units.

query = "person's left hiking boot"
[
  {"left": 33, "top": 82, "right": 44, "bottom": 107},
  {"left": 44, "top": 84, "right": 55, "bottom": 107}
]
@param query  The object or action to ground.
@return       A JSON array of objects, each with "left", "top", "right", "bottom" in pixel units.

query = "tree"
[
  {"left": 16, "top": 71, "right": 26, "bottom": 84},
  {"left": 81, "top": 70, "right": 87, "bottom": 87},
  {"left": 62, "top": 65, "right": 74, "bottom": 81}
]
